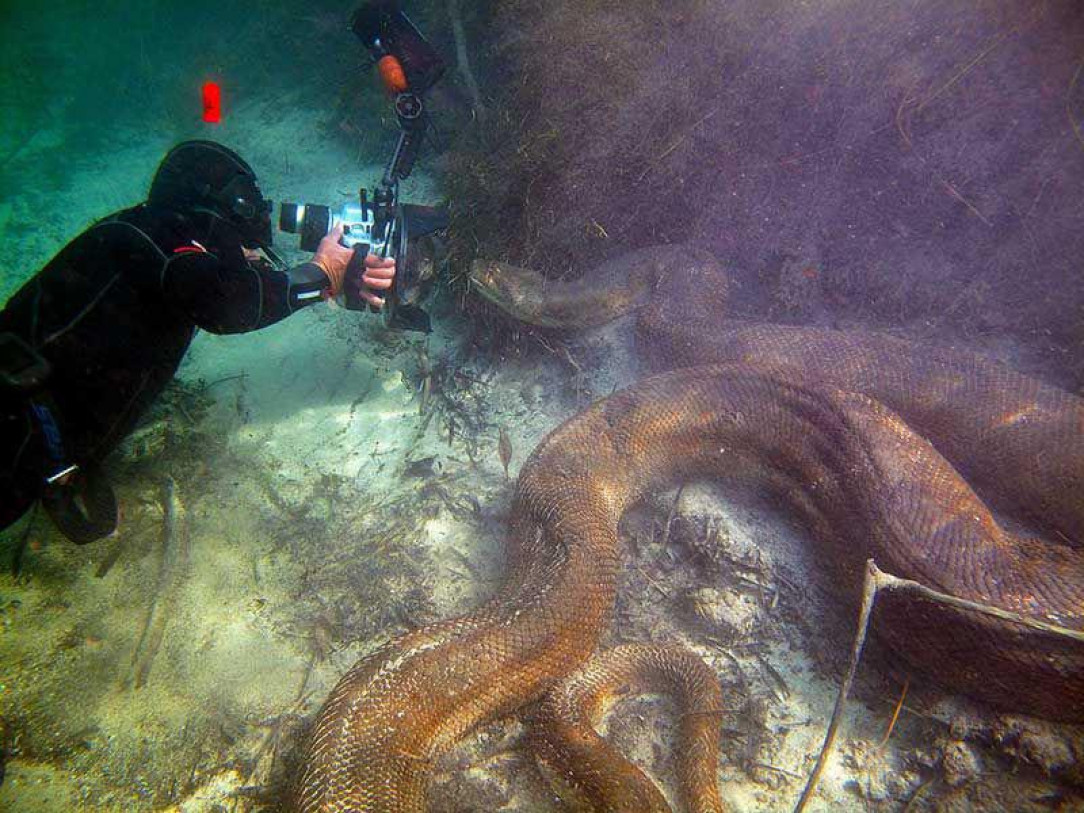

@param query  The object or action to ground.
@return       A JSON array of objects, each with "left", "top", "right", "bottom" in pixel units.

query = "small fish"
[{"left": 498, "top": 427, "right": 512, "bottom": 479}]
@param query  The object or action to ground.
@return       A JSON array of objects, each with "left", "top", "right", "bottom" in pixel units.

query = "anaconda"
[{"left": 293, "top": 245, "right": 1084, "bottom": 812}]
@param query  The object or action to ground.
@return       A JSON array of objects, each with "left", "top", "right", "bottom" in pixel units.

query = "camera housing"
[
  {"left": 272, "top": 3, "right": 452, "bottom": 333},
  {"left": 278, "top": 193, "right": 448, "bottom": 333}
]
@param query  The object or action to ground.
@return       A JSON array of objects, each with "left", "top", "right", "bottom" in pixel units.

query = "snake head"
[
  {"left": 468, "top": 259, "right": 508, "bottom": 304},
  {"left": 469, "top": 258, "right": 553, "bottom": 324}
]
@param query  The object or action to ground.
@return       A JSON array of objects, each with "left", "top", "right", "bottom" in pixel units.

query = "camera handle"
[
  {"left": 336, "top": 182, "right": 399, "bottom": 313},
  {"left": 342, "top": 244, "right": 373, "bottom": 312}
]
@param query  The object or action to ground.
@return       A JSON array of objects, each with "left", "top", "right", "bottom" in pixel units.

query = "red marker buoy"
[
  {"left": 376, "top": 55, "right": 409, "bottom": 95},
  {"left": 202, "top": 81, "right": 222, "bottom": 124}
]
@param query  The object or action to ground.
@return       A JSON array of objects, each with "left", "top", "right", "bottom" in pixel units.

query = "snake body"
[
  {"left": 525, "top": 643, "right": 729, "bottom": 812},
  {"left": 294, "top": 246, "right": 1084, "bottom": 811}
]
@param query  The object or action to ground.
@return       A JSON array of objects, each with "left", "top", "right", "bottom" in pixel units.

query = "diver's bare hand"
[
  {"left": 358, "top": 255, "right": 396, "bottom": 309},
  {"left": 312, "top": 224, "right": 353, "bottom": 297}
]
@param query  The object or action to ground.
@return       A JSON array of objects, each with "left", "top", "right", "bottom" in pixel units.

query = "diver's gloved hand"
[
  {"left": 358, "top": 255, "right": 395, "bottom": 310},
  {"left": 311, "top": 226, "right": 396, "bottom": 308},
  {"left": 311, "top": 224, "right": 354, "bottom": 298}
]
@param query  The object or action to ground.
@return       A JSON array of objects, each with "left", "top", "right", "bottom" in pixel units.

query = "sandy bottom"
[{"left": 1, "top": 107, "right": 1081, "bottom": 813}]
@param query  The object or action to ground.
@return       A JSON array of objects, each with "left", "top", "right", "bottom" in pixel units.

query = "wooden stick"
[
  {"left": 878, "top": 676, "right": 909, "bottom": 750},
  {"left": 126, "top": 477, "right": 189, "bottom": 689},
  {"left": 878, "top": 565, "right": 1084, "bottom": 642},
  {"left": 636, "top": 564, "right": 670, "bottom": 599},
  {"left": 793, "top": 560, "right": 880, "bottom": 812},
  {"left": 660, "top": 484, "right": 685, "bottom": 548},
  {"left": 793, "top": 559, "right": 1084, "bottom": 812}
]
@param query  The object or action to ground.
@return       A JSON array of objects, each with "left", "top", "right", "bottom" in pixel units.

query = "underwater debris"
[
  {"left": 125, "top": 476, "right": 189, "bottom": 690},
  {"left": 8, "top": 505, "right": 37, "bottom": 578},
  {"left": 239, "top": 671, "right": 316, "bottom": 794},
  {"left": 877, "top": 677, "right": 911, "bottom": 750},
  {"left": 114, "top": 378, "right": 221, "bottom": 492},
  {"left": 94, "top": 537, "right": 125, "bottom": 578},
  {"left": 534, "top": 333, "right": 593, "bottom": 403},
  {"left": 414, "top": 341, "right": 434, "bottom": 416},
  {"left": 404, "top": 456, "right": 439, "bottom": 478},
  {"left": 660, "top": 485, "right": 685, "bottom": 548},
  {"left": 447, "top": 0, "right": 485, "bottom": 122},
  {"left": 687, "top": 586, "right": 761, "bottom": 641},
  {"left": 939, "top": 739, "right": 984, "bottom": 788},
  {"left": 795, "top": 560, "right": 1084, "bottom": 812},
  {"left": 498, "top": 426, "right": 512, "bottom": 479}
]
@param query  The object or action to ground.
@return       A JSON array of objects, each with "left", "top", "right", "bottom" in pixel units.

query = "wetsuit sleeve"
[{"left": 160, "top": 250, "right": 330, "bottom": 334}]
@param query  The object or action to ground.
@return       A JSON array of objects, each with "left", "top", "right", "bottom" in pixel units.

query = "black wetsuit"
[{"left": 0, "top": 202, "right": 328, "bottom": 535}]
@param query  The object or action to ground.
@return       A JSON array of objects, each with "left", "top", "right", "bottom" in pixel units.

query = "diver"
[{"left": 0, "top": 140, "right": 395, "bottom": 544}]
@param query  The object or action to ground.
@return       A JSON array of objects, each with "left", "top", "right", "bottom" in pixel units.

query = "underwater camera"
[
  {"left": 280, "top": 2, "right": 450, "bottom": 334},
  {"left": 278, "top": 194, "right": 448, "bottom": 333}
]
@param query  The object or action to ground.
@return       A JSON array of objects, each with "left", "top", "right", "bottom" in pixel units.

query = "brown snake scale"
[{"left": 293, "top": 246, "right": 1084, "bottom": 812}]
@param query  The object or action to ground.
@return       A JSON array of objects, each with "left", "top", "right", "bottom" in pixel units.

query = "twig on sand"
[
  {"left": 895, "top": 95, "right": 916, "bottom": 150},
  {"left": 793, "top": 559, "right": 1084, "bottom": 813},
  {"left": 660, "top": 484, "right": 685, "bottom": 548},
  {"left": 756, "top": 762, "right": 804, "bottom": 780},
  {"left": 239, "top": 659, "right": 316, "bottom": 793},
  {"left": 896, "top": 21, "right": 1031, "bottom": 224},
  {"left": 877, "top": 676, "right": 909, "bottom": 751},
  {"left": 903, "top": 776, "right": 940, "bottom": 812},
  {"left": 636, "top": 564, "right": 670, "bottom": 599}
]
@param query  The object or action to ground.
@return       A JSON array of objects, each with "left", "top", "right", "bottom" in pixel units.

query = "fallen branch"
[
  {"left": 794, "top": 559, "right": 1084, "bottom": 812},
  {"left": 125, "top": 476, "right": 190, "bottom": 689}
]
